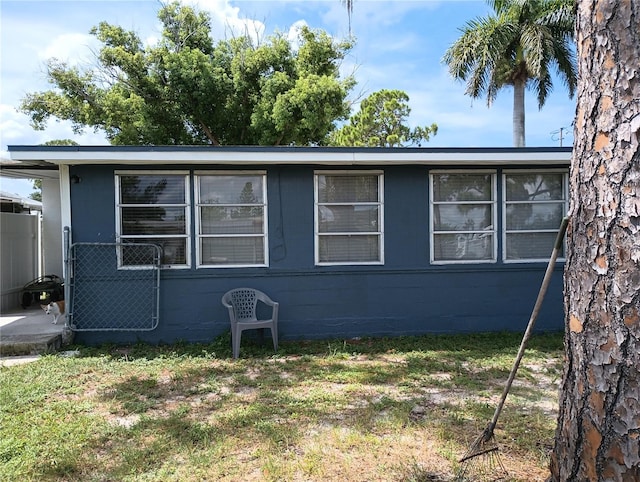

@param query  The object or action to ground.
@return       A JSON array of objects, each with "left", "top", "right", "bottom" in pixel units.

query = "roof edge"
[
  {"left": 6, "top": 145, "right": 572, "bottom": 166},
  {"left": 8, "top": 145, "right": 572, "bottom": 153}
]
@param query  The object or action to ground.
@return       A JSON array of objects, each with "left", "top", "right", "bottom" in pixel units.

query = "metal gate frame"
[{"left": 66, "top": 241, "right": 161, "bottom": 332}]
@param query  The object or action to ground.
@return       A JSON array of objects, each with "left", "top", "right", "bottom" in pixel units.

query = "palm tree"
[{"left": 442, "top": 0, "right": 576, "bottom": 147}]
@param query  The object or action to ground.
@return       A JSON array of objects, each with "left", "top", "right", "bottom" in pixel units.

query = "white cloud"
[
  {"left": 38, "top": 33, "right": 98, "bottom": 64},
  {"left": 0, "top": 105, "right": 26, "bottom": 142},
  {"left": 0, "top": 102, "right": 107, "bottom": 151},
  {"left": 182, "top": 0, "right": 266, "bottom": 42},
  {"left": 286, "top": 20, "right": 309, "bottom": 50}
]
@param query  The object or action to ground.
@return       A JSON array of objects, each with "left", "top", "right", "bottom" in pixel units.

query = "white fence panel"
[{"left": 0, "top": 213, "right": 40, "bottom": 311}]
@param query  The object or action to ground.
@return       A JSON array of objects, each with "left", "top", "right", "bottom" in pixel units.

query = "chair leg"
[
  {"left": 232, "top": 325, "right": 242, "bottom": 359},
  {"left": 271, "top": 326, "right": 278, "bottom": 352}
]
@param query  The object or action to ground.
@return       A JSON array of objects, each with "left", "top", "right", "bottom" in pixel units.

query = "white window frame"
[
  {"left": 195, "top": 171, "right": 268, "bottom": 268},
  {"left": 429, "top": 169, "right": 497, "bottom": 264},
  {"left": 314, "top": 170, "right": 384, "bottom": 266},
  {"left": 115, "top": 170, "right": 191, "bottom": 269},
  {"left": 502, "top": 169, "right": 569, "bottom": 263}
]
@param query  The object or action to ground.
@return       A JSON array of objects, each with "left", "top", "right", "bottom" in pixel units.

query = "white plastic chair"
[{"left": 221, "top": 288, "right": 279, "bottom": 359}]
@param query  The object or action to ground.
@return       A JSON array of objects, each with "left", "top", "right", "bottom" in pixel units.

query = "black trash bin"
[{"left": 21, "top": 274, "right": 64, "bottom": 308}]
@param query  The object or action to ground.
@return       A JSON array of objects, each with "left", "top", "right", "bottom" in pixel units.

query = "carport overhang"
[
  {"left": 2, "top": 153, "right": 67, "bottom": 282},
  {"left": 0, "top": 159, "right": 60, "bottom": 181}
]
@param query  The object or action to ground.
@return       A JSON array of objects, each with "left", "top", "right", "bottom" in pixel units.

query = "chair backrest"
[{"left": 224, "top": 288, "right": 260, "bottom": 321}]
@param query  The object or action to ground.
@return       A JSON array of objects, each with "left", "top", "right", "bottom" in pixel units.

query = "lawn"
[{"left": 0, "top": 331, "right": 564, "bottom": 481}]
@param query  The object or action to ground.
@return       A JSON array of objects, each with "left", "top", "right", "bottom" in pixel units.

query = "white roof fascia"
[
  {"left": 351, "top": 150, "right": 571, "bottom": 165},
  {"left": 8, "top": 147, "right": 572, "bottom": 166},
  {"left": 9, "top": 150, "right": 355, "bottom": 165}
]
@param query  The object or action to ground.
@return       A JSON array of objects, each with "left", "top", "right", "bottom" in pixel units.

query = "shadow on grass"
[
  {"left": 24, "top": 331, "right": 562, "bottom": 481},
  {"left": 76, "top": 330, "right": 563, "bottom": 361}
]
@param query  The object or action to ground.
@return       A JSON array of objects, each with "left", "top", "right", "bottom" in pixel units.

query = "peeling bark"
[{"left": 549, "top": 1, "right": 640, "bottom": 480}]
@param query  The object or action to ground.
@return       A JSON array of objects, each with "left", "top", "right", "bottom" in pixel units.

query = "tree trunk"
[
  {"left": 548, "top": 2, "right": 640, "bottom": 481},
  {"left": 513, "top": 80, "right": 526, "bottom": 147}
]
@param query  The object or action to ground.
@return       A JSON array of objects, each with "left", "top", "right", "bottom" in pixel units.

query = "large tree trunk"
[
  {"left": 513, "top": 80, "right": 526, "bottom": 147},
  {"left": 548, "top": 1, "right": 640, "bottom": 481}
]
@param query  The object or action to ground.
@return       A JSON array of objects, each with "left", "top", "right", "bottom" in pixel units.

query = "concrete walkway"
[{"left": 0, "top": 306, "right": 68, "bottom": 359}]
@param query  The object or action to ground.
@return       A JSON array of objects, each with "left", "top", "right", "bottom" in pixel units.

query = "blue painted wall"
[{"left": 68, "top": 163, "right": 566, "bottom": 345}]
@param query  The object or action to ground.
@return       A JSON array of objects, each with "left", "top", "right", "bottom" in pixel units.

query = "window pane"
[
  {"left": 119, "top": 243, "right": 161, "bottom": 266},
  {"left": 315, "top": 172, "right": 382, "bottom": 265},
  {"left": 433, "top": 233, "right": 494, "bottom": 261},
  {"left": 506, "top": 173, "right": 564, "bottom": 201},
  {"left": 121, "top": 207, "right": 186, "bottom": 235},
  {"left": 504, "top": 171, "right": 567, "bottom": 261},
  {"left": 318, "top": 205, "right": 379, "bottom": 233},
  {"left": 506, "top": 232, "right": 563, "bottom": 260},
  {"left": 121, "top": 238, "right": 187, "bottom": 265},
  {"left": 318, "top": 175, "right": 378, "bottom": 203},
  {"left": 318, "top": 235, "right": 380, "bottom": 263},
  {"left": 433, "top": 205, "right": 492, "bottom": 232},
  {"left": 506, "top": 203, "right": 565, "bottom": 230},
  {"left": 117, "top": 173, "right": 189, "bottom": 268},
  {"left": 432, "top": 173, "right": 492, "bottom": 202},
  {"left": 200, "top": 206, "right": 264, "bottom": 234},
  {"left": 196, "top": 173, "right": 267, "bottom": 268},
  {"left": 199, "top": 176, "right": 264, "bottom": 204},
  {"left": 200, "top": 237, "right": 265, "bottom": 265},
  {"left": 120, "top": 175, "right": 185, "bottom": 204}
]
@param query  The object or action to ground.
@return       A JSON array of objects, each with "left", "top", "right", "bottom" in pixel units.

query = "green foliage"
[
  {"left": 28, "top": 180, "right": 42, "bottom": 202},
  {"left": 442, "top": 0, "right": 576, "bottom": 108},
  {"left": 42, "top": 139, "right": 79, "bottom": 146},
  {"left": 20, "top": 2, "right": 355, "bottom": 146},
  {"left": 329, "top": 89, "right": 438, "bottom": 147}
]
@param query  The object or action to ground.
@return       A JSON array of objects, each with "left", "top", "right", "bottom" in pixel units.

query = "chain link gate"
[{"left": 67, "top": 243, "right": 161, "bottom": 331}]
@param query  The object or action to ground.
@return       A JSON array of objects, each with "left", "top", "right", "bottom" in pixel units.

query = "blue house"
[{"left": 6, "top": 145, "right": 571, "bottom": 345}]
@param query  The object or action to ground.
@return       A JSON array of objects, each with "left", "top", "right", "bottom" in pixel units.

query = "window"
[
  {"left": 196, "top": 172, "right": 267, "bottom": 267},
  {"left": 503, "top": 170, "right": 568, "bottom": 261},
  {"left": 116, "top": 171, "right": 190, "bottom": 268},
  {"left": 430, "top": 171, "right": 496, "bottom": 263},
  {"left": 315, "top": 171, "right": 383, "bottom": 265}
]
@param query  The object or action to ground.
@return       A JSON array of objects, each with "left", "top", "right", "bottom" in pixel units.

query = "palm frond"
[
  {"left": 528, "top": 65, "right": 553, "bottom": 108},
  {"left": 550, "top": 40, "right": 577, "bottom": 97},
  {"left": 442, "top": 13, "right": 518, "bottom": 103},
  {"left": 442, "top": 0, "right": 577, "bottom": 136},
  {"left": 341, "top": 0, "right": 354, "bottom": 36}
]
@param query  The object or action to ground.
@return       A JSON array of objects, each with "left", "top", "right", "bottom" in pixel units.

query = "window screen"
[
  {"left": 116, "top": 172, "right": 190, "bottom": 267},
  {"left": 430, "top": 171, "right": 496, "bottom": 263},
  {"left": 315, "top": 172, "right": 383, "bottom": 265},
  {"left": 504, "top": 171, "right": 568, "bottom": 261},
  {"left": 196, "top": 173, "right": 267, "bottom": 267}
]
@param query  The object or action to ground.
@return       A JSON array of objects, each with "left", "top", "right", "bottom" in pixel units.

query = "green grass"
[{"left": 0, "top": 331, "right": 564, "bottom": 481}]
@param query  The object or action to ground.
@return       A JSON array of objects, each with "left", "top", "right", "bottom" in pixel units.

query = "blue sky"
[{"left": 0, "top": 0, "right": 577, "bottom": 196}]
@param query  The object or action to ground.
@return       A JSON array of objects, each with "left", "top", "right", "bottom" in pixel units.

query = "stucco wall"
[
  {"left": 42, "top": 179, "right": 63, "bottom": 277},
  {"left": 67, "top": 163, "right": 566, "bottom": 345}
]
